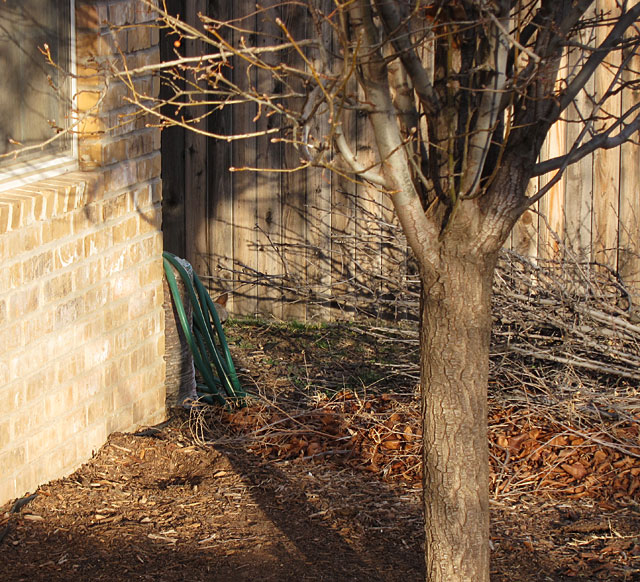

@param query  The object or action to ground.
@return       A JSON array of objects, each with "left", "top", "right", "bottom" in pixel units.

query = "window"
[{"left": 0, "top": 0, "right": 75, "bottom": 187}]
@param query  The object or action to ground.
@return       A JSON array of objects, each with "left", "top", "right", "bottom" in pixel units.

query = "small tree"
[{"left": 120, "top": 1, "right": 640, "bottom": 579}]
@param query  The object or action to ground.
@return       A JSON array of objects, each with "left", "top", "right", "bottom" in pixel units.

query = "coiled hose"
[{"left": 163, "top": 251, "right": 246, "bottom": 407}]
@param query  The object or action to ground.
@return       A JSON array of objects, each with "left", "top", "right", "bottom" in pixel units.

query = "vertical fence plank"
[
  {"left": 564, "top": 12, "right": 595, "bottom": 260},
  {"left": 206, "top": 0, "right": 235, "bottom": 301},
  {"left": 160, "top": 0, "right": 186, "bottom": 257},
  {"left": 618, "top": 2, "right": 640, "bottom": 294},
  {"left": 231, "top": 3, "right": 259, "bottom": 316},
  {"left": 278, "top": 1, "right": 308, "bottom": 321},
  {"left": 305, "top": 2, "right": 333, "bottom": 321},
  {"left": 538, "top": 53, "right": 568, "bottom": 259},
  {"left": 592, "top": 0, "right": 622, "bottom": 270},
  {"left": 184, "top": 0, "right": 209, "bottom": 277},
  {"left": 254, "top": 1, "right": 284, "bottom": 319},
  {"left": 330, "top": 78, "right": 358, "bottom": 320}
]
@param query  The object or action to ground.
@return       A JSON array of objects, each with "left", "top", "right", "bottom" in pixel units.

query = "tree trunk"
[{"left": 420, "top": 250, "right": 497, "bottom": 582}]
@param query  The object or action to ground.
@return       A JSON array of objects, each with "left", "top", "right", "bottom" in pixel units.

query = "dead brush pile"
[{"left": 192, "top": 250, "right": 640, "bottom": 503}]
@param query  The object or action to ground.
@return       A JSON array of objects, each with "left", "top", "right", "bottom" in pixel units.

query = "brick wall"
[{"left": 0, "top": 0, "right": 166, "bottom": 506}]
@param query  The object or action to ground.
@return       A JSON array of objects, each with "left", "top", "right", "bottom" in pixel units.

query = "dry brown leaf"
[
  {"left": 561, "top": 462, "right": 588, "bottom": 480},
  {"left": 380, "top": 439, "right": 402, "bottom": 451}
]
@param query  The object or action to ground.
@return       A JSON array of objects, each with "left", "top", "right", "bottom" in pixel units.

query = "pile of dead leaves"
[{"left": 192, "top": 391, "right": 640, "bottom": 503}]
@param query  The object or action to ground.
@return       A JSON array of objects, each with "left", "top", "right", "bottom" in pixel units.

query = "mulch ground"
[{"left": 2, "top": 309, "right": 640, "bottom": 581}]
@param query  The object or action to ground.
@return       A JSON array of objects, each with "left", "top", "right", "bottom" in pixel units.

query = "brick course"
[{"left": 0, "top": 0, "right": 166, "bottom": 506}]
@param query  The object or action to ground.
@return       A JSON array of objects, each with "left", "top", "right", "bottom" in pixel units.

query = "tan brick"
[
  {"left": 85, "top": 229, "right": 112, "bottom": 256},
  {"left": 132, "top": 381, "right": 165, "bottom": 425},
  {"left": 82, "top": 336, "right": 111, "bottom": 372},
  {"left": 105, "top": 356, "right": 130, "bottom": 387},
  {"left": 104, "top": 301, "right": 129, "bottom": 331},
  {"left": 112, "top": 215, "right": 139, "bottom": 243},
  {"left": 9, "top": 345, "right": 46, "bottom": 380},
  {"left": 73, "top": 257, "right": 102, "bottom": 289},
  {"left": 105, "top": 160, "right": 137, "bottom": 192},
  {"left": 125, "top": 240, "right": 143, "bottom": 265},
  {"left": 128, "top": 131, "right": 156, "bottom": 159},
  {"left": 103, "top": 192, "right": 133, "bottom": 221},
  {"left": 0, "top": 321, "right": 22, "bottom": 352},
  {"left": 130, "top": 339, "right": 159, "bottom": 372},
  {"left": 75, "top": 312, "right": 105, "bottom": 344},
  {"left": 11, "top": 402, "right": 41, "bottom": 442},
  {"left": 79, "top": 369, "right": 104, "bottom": 400},
  {"left": 0, "top": 297, "right": 7, "bottom": 327},
  {"left": 107, "top": 402, "right": 133, "bottom": 433},
  {"left": 85, "top": 201, "right": 105, "bottom": 225},
  {"left": 150, "top": 231, "right": 163, "bottom": 256},
  {"left": 108, "top": 108, "right": 138, "bottom": 137},
  {"left": 0, "top": 418, "right": 10, "bottom": 448},
  {"left": 111, "top": 270, "right": 140, "bottom": 301},
  {"left": 137, "top": 151, "right": 162, "bottom": 183},
  {"left": 59, "top": 439, "right": 79, "bottom": 473},
  {"left": 55, "top": 296, "right": 84, "bottom": 328},
  {"left": 83, "top": 280, "right": 110, "bottom": 310},
  {"left": 26, "top": 367, "right": 58, "bottom": 404},
  {"left": 22, "top": 310, "right": 54, "bottom": 346},
  {"left": 45, "top": 274, "right": 75, "bottom": 307},
  {"left": 26, "top": 424, "right": 62, "bottom": 463},
  {"left": 138, "top": 259, "right": 163, "bottom": 288},
  {"left": 101, "top": 80, "right": 130, "bottom": 111},
  {"left": 128, "top": 24, "right": 154, "bottom": 52},
  {"left": 54, "top": 238, "right": 85, "bottom": 270},
  {"left": 37, "top": 181, "right": 78, "bottom": 214},
  {"left": 76, "top": 29, "right": 124, "bottom": 59},
  {"left": 22, "top": 223, "right": 43, "bottom": 252},
  {"left": 0, "top": 377, "right": 25, "bottom": 414},
  {"left": 79, "top": 140, "right": 104, "bottom": 167},
  {"left": 127, "top": 287, "right": 155, "bottom": 320},
  {"left": 113, "top": 377, "right": 139, "bottom": 412},
  {"left": 76, "top": 2, "right": 108, "bottom": 29},
  {"left": 135, "top": 0, "right": 159, "bottom": 24},
  {"left": 76, "top": 63, "right": 105, "bottom": 87},
  {"left": 23, "top": 250, "right": 54, "bottom": 284},
  {"left": 138, "top": 207, "right": 161, "bottom": 235},
  {"left": 76, "top": 89, "right": 102, "bottom": 113},
  {"left": 0, "top": 261, "right": 23, "bottom": 293},
  {"left": 104, "top": 246, "right": 131, "bottom": 277},
  {"left": 78, "top": 114, "right": 106, "bottom": 135},
  {"left": 0, "top": 202, "right": 11, "bottom": 234},
  {"left": 108, "top": 1, "right": 135, "bottom": 26},
  {"left": 86, "top": 392, "right": 112, "bottom": 426},
  {"left": 127, "top": 45, "right": 161, "bottom": 70},
  {"left": 0, "top": 193, "right": 33, "bottom": 229},
  {"left": 8, "top": 285, "right": 39, "bottom": 319},
  {"left": 112, "top": 325, "right": 133, "bottom": 355},
  {"left": 0, "top": 446, "right": 26, "bottom": 478},
  {"left": 43, "top": 383, "right": 76, "bottom": 420},
  {"left": 134, "top": 184, "right": 152, "bottom": 209},
  {"left": 0, "top": 475, "right": 16, "bottom": 506},
  {"left": 0, "top": 360, "right": 8, "bottom": 388},
  {"left": 51, "top": 215, "right": 74, "bottom": 240}
]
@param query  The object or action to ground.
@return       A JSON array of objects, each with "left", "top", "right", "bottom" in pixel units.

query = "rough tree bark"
[{"left": 420, "top": 253, "right": 495, "bottom": 581}]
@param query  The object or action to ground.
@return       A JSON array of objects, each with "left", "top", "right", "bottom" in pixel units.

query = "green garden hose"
[{"left": 163, "top": 252, "right": 246, "bottom": 407}]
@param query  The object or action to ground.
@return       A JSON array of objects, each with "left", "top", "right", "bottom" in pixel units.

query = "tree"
[{"left": 120, "top": 1, "right": 640, "bottom": 579}]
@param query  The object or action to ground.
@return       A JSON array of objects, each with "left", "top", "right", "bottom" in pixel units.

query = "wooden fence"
[{"left": 160, "top": 0, "right": 640, "bottom": 322}]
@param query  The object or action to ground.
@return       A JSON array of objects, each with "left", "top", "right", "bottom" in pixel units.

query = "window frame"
[{"left": 0, "top": 0, "right": 78, "bottom": 193}]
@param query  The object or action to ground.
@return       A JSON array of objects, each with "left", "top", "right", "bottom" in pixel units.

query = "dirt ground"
[{"left": 1, "top": 319, "right": 639, "bottom": 581}]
